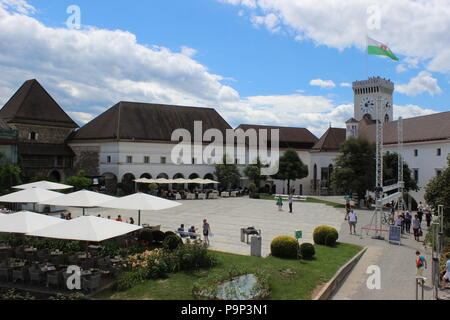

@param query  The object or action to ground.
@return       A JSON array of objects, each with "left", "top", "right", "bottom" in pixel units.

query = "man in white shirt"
[{"left": 348, "top": 210, "right": 357, "bottom": 235}]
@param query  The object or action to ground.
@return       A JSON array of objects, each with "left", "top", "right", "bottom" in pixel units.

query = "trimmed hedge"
[
  {"left": 138, "top": 230, "right": 153, "bottom": 243},
  {"left": 313, "top": 226, "right": 339, "bottom": 246},
  {"left": 163, "top": 235, "right": 183, "bottom": 251},
  {"left": 164, "top": 231, "right": 176, "bottom": 239},
  {"left": 299, "top": 243, "right": 315, "bottom": 259},
  {"left": 152, "top": 230, "right": 165, "bottom": 243},
  {"left": 270, "top": 236, "right": 299, "bottom": 258}
]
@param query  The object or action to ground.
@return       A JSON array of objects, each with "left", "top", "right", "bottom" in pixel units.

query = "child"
[{"left": 276, "top": 196, "right": 283, "bottom": 212}]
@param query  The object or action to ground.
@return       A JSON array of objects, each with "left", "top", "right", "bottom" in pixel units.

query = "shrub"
[
  {"left": 114, "top": 268, "right": 150, "bottom": 291},
  {"left": 249, "top": 193, "right": 261, "bottom": 199},
  {"left": 138, "top": 230, "right": 154, "bottom": 243},
  {"left": 163, "top": 235, "right": 183, "bottom": 251},
  {"left": 313, "top": 226, "right": 339, "bottom": 246},
  {"left": 152, "top": 230, "right": 165, "bottom": 243},
  {"left": 164, "top": 231, "right": 176, "bottom": 239},
  {"left": 270, "top": 236, "right": 299, "bottom": 259},
  {"left": 299, "top": 243, "right": 315, "bottom": 259},
  {"left": 248, "top": 183, "right": 257, "bottom": 193},
  {"left": 174, "top": 242, "right": 217, "bottom": 271}
]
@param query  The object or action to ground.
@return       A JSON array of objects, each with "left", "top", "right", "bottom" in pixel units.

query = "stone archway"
[
  {"left": 49, "top": 170, "right": 61, "bottom": 182},
  {"left": 157, "top": 173, "right": 169, "bottom": 190},
  {"left": 103, "top": 172, "right": 118, "bottom": 195},
  {"left": 204, "top": 173, "right": 215, "bottom": 189},
  {"left": 188, "top": 173, "right": 200, "bottom": 191},
  {"left": 173, "top": 173, "right": 185, "bottom": 190},
  {"left": 138, "top": 173, "right": 152, "bottom": 192},
  {"left": 121, "top": 173, "right": 136, "bottom": 195}
]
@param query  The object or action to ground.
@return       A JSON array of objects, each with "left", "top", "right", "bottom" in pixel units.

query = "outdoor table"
[
  {"left": 0, "top": 246, "right": 12, "bottom": 250},
  {"left": 24, "top": 248, "right": 37, "bottom": 253},
  {"left": 50, "top": 251, "right": 64, "bottom": 256}
]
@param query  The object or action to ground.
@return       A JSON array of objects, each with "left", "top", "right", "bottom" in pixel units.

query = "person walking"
[
  {"left": 395, "top": 213, "right": 404, "bottom": 234},
  {"left": 348, "top": 209, "right": 357, "bottom": 235},
  {"left": 412, "top": 215, "right": 421, "bottom": 241},
  {"left": 405, "top": 211, "right": 412, "bottom": 234},
  {"left": 415, "top": 251, "right": 427, "bottom": 277},
  {"left": 288, "top": 194, "right": 293, "bottom": 213},
  {"left": 417, "top": 202, "right": 424, "bottom": 224},
  {"left": 276, "top": 196, "right": 283, "bottom": 212},
  {"left": 345, "top": 202, "right": 351, "bottom": 220},
  {"left": 425, "top": 210, "right": 432, "bottom": 229},
  {"left": 202, "top": 219, "right": 211, "bottom": 246}
]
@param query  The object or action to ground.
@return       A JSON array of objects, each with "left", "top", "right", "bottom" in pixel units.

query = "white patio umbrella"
[
  {"left": 13, "top": 180, "right": 73, "bottom": 191},
  {"left": 41, "top": 190, "right": 117, "bottom": 216},
  {"left": 0, "top": 211, "right": 64, "bottom": 234},
  {"left": 203, "top": 179, "right": 219, "bottom": 184},
  {"left": 155, "top": 178, "right": 173, "bottom": 184},
  {"left": 99, "top": 192, "right": 182, "bottom": 226},
  {"left": 0, "top": 188, "right": 62, "bottom": 211},
  {"left": 27, "top": 215, "right": 142, "bottom": 242},
  {"left": 172, "top": 178, "right": 190, "bottom": 184}
]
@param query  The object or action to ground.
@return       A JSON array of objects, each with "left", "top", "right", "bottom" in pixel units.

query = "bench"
[{"left": 175, "top": 231, "right": 202, "bottom": 241}]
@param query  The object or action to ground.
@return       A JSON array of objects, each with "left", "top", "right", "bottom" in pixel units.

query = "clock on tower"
[{"left": 352, "top": 77, "right": 394, "bottom": 122}]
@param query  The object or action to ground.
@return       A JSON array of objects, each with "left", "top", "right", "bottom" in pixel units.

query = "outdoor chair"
[
  {"left": 82, "top": 273, "right": 102, "bottom": 293},
  {"left": 12, "top": 267, "right": 29, "bottom": 283},
  {"left": 0, "top": 265, "right": 12, "bottom": 282},
  {"left": 198, "top": 193, "right": 206, "bottom": 200},
  {"left": 47, "top": 271, "right": 62, "bottom": 289},
  {"left": 29, "top": 266, "right": 45, "bottom": 285}
]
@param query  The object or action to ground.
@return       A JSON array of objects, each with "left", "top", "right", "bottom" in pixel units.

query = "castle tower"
[{"left": 352, "top": 77, "right": 394, "bottom": 123}]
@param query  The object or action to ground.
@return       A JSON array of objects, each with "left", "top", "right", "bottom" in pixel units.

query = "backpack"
[{"left": 417, "top": 256, "right": 425, "bottom": 268}]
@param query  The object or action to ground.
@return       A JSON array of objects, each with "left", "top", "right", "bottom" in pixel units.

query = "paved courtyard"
[{"left": 69, "top": 197, "right": 343, "bottom": 257}]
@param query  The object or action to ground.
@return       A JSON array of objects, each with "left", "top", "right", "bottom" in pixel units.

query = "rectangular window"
[
  {"left": 161, "top": 157, "right": 166, "bottom": 164},
  {"left": 437, "top": 148, "right": 441, "bottom": 156},
  {"left": 144, "top": 156, "right": 150, "bottom": 164},
  {"left": 436, "top": 169, "right": 442, "bottom": 176},
  {"left": 107, "top": 156, "right": 112, "bottom": 163},
  {"left": 126, "top": 156, "right": 133, "bottom": 164},
  {"left": 414, "top": 149, "right": 418, "bottom": 157},
  {"left": 413, "top": 169, "right": 419, "bottom": 182}
]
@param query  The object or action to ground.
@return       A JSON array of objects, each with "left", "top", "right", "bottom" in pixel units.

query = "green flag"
[{"left": 367, "top": 36, "right": 399, "bottom": 61}]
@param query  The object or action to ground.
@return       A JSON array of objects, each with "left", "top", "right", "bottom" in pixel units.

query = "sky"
[{"left": 0, "top": 0, "right": 449, "bottom": 137}]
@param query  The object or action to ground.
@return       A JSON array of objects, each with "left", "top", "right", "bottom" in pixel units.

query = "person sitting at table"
[
  {"left": 178, "top": 224, "right": 187, "bottom": 238},
  {"left": 107, "top": 215, "right": 111, "bottom": 219},
  {"left": 129, "top": 217, "right": 135, "bottom": 225},
  {"left": 66, "top": 212, "right": 72, "bottom": 220},
  {"left": 188, "top": 226, "right": 197, "bottom": 240},
  {"left": 116, "top": 215, "right": 123, "bottom": 222},
  {"left": 60, "top": 212, "right": 66, "bottom": 219}
]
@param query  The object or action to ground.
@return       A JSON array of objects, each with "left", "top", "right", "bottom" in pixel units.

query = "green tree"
[
  {"left": 0, "top": 164, "right": 22, "bottom": 195},
  {"left": 332, "top": 137, "right": 376, "bottom": 200},
  {"left": 64, "top": 170, "right": 92, "bottom": 191},
  {"left": 383, "top": 152, "right": 418, "bottom": 192},
  {"left": 271, "top": 149, "right": 308, "bottom": 193},
  {"left": 214, "top": 155, "right": 241, "bottom": 191},
  {"left": 243, "top": 157, "right": 268, "bottom": 189},
  {"left": 424, "top": 156, "right": 450, "bottom": 236}
]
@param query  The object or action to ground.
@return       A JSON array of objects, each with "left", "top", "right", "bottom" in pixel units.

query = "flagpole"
[{"left": 365, "top": 35, "right": 369, "bottom": 79}]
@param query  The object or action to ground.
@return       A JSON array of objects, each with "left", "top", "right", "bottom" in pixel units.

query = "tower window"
[
  {"left": 161, "top": 157, "right": 167, "bottom": 164},
  {"left": 126, "top": 156, "right": 133, "bottom": 164},
  {"left": 437, "top": 148, "right": 441, "bottom": 156},
  {"left": 29, "top": 132, "right": 38, "bottom": 141},
  {"left": 144, "top": 156, "right": 150, "bottom": 164},
  {"left": 414, "top": 150, "right": 418, "bottom": 157},
  {"left": 384, "top": 114, "right": 389, "bottom": 123},
  {"left": 107, "top": 156, "right": 112, "bottom": 163},
  {"left": 413, "top": 169, "right": 419, "bottom": 182}
]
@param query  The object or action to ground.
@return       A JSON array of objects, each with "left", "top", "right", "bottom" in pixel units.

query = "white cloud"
[
  {"left": 396, "top": 71, "right": 442, "bottom": 96},
  {"left": 218, "top": 0, "right": 450, "bottom": 74},
  {"left": 394, "top": 104, "right": 438, "bottom": 120},
  {"left": 340, "top": 83, "right": 352, "bottom": 87},
  {"left": 0, "top": 2, "right": 442, "bottom": 139},
  {"left": 310, "top": 79, "right": 336, "bottom": 88},
  {"left": 0, "top": 0, "right": 35, "bottom": 14},
  {"left": 68, "top": 111, "right": 96, "bottom": 125}
]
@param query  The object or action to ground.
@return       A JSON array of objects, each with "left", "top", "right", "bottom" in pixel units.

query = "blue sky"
[{"left": 0, "top": 0, "right": 449, "bottom": 136}]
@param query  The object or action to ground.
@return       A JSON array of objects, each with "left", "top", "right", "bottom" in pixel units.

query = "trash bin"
[
  {"left": 241, "top": 228, "right": 246, "bottom": 243},
  {"left": 250, "top": 236, "right": 262, "bottom": 257}
]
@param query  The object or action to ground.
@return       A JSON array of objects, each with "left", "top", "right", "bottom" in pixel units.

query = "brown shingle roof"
[
  {"left": 358, "top": 111, "right": 450, "bottom": 144},
  {"left": 70, "top": 101, "right": 232, "bottom": 142},
  {"left": 313, "top": 128, "right": 346, "bottom": 151},
  {"left": 0, "top": 80, "right": 78, "bottom": 128},
  {"left": 235, "top": 124, "right": 318, "bottom": 149}
]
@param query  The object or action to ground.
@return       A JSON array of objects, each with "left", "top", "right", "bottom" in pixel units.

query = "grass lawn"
[
  {"left": 94, "top": 243, "right": 362, "bottom": 300},
  {"left": 259, "top": 194, "right": 345, "bottom": 208}
]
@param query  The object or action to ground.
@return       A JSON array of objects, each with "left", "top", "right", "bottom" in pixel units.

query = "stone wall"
[
  {"left": 70, "top": 145, "right": 100, "bottom": 176},
  {"left": 10, "top": 124, "right": 74, "bottom": 144}
]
